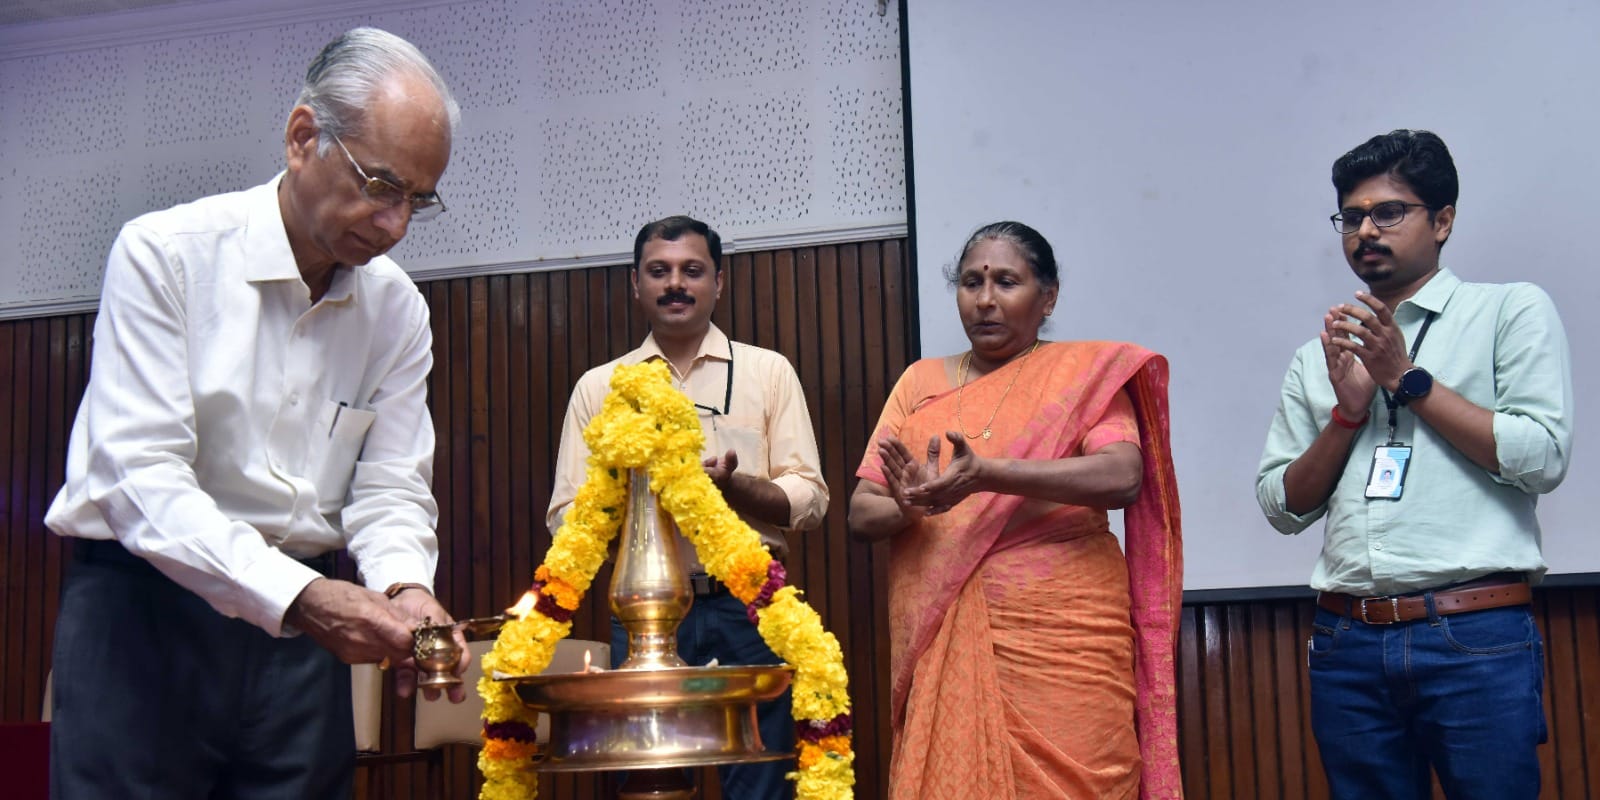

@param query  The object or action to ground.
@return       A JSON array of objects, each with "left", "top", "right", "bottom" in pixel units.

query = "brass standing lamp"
[{"left": 413, "top": 469, "right": 793, "bottom": 799}]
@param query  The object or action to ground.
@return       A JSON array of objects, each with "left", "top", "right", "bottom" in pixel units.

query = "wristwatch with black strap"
[{"left": 1394, "top": 367, "right": 1433, "bottom": 406}]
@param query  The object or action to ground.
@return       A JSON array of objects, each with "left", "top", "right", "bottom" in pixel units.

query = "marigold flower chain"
[{"left": 476, "top": 361, "right": 854, "bottom": 800}]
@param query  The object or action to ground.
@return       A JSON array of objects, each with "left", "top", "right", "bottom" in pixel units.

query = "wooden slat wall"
[
  {"left": 1177, "top": 590, "right": 1600, "bottom": 800},
  {"left": 2, "top": 237, "right": 1597, "bottom": 799}
]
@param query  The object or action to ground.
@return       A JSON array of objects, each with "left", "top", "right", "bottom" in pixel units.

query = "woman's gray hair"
[{"left": 295, "top": 27, "right": 461, "bottom": 155}]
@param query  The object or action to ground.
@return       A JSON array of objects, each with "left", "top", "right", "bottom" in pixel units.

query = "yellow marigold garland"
[{"left": 476, "top": 361, "right": 854, "bottom": 800}]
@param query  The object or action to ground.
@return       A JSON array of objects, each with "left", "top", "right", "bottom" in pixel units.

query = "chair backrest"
[
  {"left": 351, "top": 663, "right": 384, "bottom": 752},
  {"left": 413, "top": 638, "right": 609, "bottom": 749}
]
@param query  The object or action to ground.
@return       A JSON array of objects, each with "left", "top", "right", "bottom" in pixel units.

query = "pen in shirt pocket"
[{"left": 329, "top": 400, "right": 349, "bottom": 438}]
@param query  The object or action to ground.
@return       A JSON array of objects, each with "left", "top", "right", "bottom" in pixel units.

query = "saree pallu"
[{"left": 858, "top": 341, "right": 1183, "bottom": 799}]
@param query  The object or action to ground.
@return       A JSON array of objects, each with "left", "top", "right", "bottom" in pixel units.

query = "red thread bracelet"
[{"left": 1330, "top": 406, "right": 1369, "bottom": 429}]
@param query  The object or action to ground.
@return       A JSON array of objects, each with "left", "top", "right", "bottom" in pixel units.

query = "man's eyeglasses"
[
  {"left": 330, "top": 133, "right": 446, "bottom": 222},
  {"left": 1330, "top": 201, "right": 1432, "bottom": 235}
]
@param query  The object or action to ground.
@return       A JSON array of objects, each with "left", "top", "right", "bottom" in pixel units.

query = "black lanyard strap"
[
  {"left": 1379, "top": 310, "right": 1437, "bottom": 443},
  {"left": 691, "top": 341, "right": 735, "bottom": 418}
]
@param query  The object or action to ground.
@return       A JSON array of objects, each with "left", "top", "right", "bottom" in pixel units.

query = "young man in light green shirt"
[{"left": 1256, "top": 129, "right": 1572, "bottom": 800}]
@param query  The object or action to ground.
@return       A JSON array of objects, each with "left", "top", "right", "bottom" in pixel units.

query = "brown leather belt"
[{"left": 1317, "top": 574, "right": 1531, "bottom": 625}]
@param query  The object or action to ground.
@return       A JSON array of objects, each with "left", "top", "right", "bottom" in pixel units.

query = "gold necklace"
[{"left": 956, "top": 340, "right": 1040, "bottom": 440}]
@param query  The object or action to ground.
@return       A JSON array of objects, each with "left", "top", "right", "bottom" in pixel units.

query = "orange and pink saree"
[{"left": 858, "top": 341, "right": 1183, "bottom": 800}]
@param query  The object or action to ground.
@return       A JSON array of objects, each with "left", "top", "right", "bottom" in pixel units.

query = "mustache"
[
  {"left": 1354, "top": 242, "right": 1392, "bottom": 258},
  {"left": 657, "top": 291, "right": 695, "bottom": 306}
]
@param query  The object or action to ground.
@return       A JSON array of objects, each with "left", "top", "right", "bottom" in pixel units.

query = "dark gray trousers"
[{"left": 50, "top": 540, "right": 353, "bottom": 800}]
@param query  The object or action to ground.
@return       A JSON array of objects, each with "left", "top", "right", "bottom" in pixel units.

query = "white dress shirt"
[
  {"left": 547, "top": 325, "right": 828, "bottom": 566},
  {"left": 46, "top": 176, "right": 439, "bottom": 636}
]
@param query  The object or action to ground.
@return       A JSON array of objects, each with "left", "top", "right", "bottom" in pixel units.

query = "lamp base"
[{"left": 505, "top": 664, "right": 794, "bottom": 772}]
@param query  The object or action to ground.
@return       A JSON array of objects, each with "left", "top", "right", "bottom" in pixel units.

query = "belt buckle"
[{"left": 1359, "top": 596, "right": 1400, "bottom": 624}]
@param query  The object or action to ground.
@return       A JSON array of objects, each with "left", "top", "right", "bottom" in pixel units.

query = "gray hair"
[{"left": 295, "top": 27, "right": 461, "bottom": 155}]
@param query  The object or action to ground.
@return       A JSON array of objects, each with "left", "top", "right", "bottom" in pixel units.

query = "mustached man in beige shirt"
[{"left": 547, "top": 215, "right": 827, "bottom": 799}]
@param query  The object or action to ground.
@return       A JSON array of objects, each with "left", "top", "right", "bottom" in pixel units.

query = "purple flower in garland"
[
  {"left": 532, "top": 581, "right": 575, "bottom": 623},
  {"left": 483, "top": 719, "right": 539, "bottom": 743},
  {"left": 744, "top": 560, "right": 789, "bottom": 624},
  {"left": 796, "top": 712, "right": 853, "bottom": 742}
]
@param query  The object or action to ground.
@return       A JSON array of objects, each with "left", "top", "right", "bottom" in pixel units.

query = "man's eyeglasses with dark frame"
[{"left": 1330, "top": 201, "right": 1433, "bottom": 235}]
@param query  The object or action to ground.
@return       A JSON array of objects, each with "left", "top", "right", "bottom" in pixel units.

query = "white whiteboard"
[{"left": 906, "top": 0, "right": 1599, "bottom": 590}]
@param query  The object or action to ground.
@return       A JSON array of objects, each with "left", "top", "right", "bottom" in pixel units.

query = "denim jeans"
[
  {"left": 1308, "top": 602, "right": 1546, "bottom": 800},
  {"left": 609, "top": 590, "right": 796, "bottom": 799}
]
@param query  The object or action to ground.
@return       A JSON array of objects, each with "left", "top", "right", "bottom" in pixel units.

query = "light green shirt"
[{"left": 1256, "top": 268, "right": 1573, "bottom": 595}]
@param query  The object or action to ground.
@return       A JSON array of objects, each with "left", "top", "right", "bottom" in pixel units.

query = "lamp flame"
[
  {"left": 584, "top": 648, "right": 592, "bottom": 672},
  {"left": 508, "top": 590, "right": 538, "bottom": 619}
]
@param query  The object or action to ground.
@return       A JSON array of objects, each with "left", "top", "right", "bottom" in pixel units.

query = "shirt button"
[
  {"left": 1373, "top": 542, "right": 1384, "bottom": 551},
  {"left": 288, "top": 393, "right": 300, "bottom": 406}
]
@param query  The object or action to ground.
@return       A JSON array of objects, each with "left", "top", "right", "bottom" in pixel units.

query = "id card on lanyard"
[{"left": 1365, "top": 311, "right": 1435, "bottom": 500}]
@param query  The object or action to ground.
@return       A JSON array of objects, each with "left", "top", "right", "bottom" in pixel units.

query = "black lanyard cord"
[
  {"left": 1378, "top": 311, "right": 1437, "bottom": 443},
  {"left": 691, "top": 342, "right": 735, "bottom": 418}
]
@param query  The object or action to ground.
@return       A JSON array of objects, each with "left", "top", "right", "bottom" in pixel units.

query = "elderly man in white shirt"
[{"left": 45, "top": 27, "right": 468, "bottom": 798}]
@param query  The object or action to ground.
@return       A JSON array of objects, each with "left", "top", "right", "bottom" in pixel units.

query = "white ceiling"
[{"left": 0, "top": 0, "right": 196, "bottom": 27}]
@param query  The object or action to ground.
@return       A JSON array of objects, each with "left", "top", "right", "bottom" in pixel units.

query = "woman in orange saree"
[{"left": 849, "top": 222, "right": 1182, "bottom": 800}]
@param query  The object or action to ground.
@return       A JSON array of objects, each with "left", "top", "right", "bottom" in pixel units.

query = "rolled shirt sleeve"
[
  {"left": 761, "top": 354, "right": 828, "bottom": 532},
  {"left": 1255, "top": 346, "right": 1337, "bottom": 535},
  {"left": 1487, "top": 284, "right": 1573, "bottom": 494}
]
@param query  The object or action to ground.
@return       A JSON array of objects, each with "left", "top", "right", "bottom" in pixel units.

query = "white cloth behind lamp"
[{"left": 413, "top": 638, "right": 610, "bottom": 748}]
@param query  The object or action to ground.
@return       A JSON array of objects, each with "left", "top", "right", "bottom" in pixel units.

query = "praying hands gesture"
[
  {"left": 849, "top": 430, "right": 1144, "bottom": 542},
  {"left": 848, "top": 431, "right": 992, "bottom": 540},
  {"left": 1322, "top": 291, "right": 1413, "bottom": 412}
]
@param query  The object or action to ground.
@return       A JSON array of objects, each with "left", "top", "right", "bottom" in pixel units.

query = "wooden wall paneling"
[
  {"left": 1542, "top": 590, "right": 1578, "bottom": 795},
  {"left": 0, "top": 321, "right": 17, "bottom": 720},
  {"left": 751, "top": 251, "right": 777, "bottom": 353},
  {"left": 1543, "top": 587, "right": 1600, "bottom": 798},
  {"left": 21, "top": 321, "right": 46, "bottom": 721},
  {"left": 506, "top": 274, "right": 535, "bottom": 609},
  {"left": 1245, "top": 603, "right": 1281, "bottom": 798},
  {"left": 486, "top": 276, "right": 512, "bottom": 614},
  {"left": 523, "top": 270, "right": 552, "bottom": 591},
  {"left": 1267, "top": 603, "right": 1307, "bottom": 799},
  {"left": 583, "top": 268, "right": 610, "bottom": 371},
  {"left": 1199, "top": 605, "right": 1233, "bottom": 798},
  {"left": 1178, "top": 605, "right": 1208, "bottom": 798},
  {"left": 1572, "top": 588, "right": 1600, "bottom": 799},
  {"left": 6, "top": 321, "right": 34, "bottom": 721},
  {"left": 834, "top": 243, "right": 867, "bottom": 625},
  {"left": 811, "top": 244, "right": 845, "bottom": 621},
  {"left": 728, "top": 251, "right": 753, "bottom": 345},
  {"left": 1222, "top": 605, "right": 1255, "bottom": 793},
  {"left": 468, "top": 278, "right": 494, "bottom": 620}
]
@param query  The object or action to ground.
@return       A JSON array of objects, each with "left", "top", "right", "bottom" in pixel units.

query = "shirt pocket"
[
  {"left": 309, "top": 400, "right": 377, "bottom": 514},
  {"left": 708, "top": 414, "right": 768, "bottom": 476}
]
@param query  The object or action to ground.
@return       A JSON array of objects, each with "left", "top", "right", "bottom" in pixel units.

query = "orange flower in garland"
[{"left": 475, "top": 361, "right": 854, "bottom": 800}]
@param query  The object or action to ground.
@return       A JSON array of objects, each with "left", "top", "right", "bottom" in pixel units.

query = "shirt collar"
[
  {"left": 243, "top": 173, "right": 301, "bottom": 284},
  {"left": 1401, "top": 267, "right": 1460, "bottom": 316},
  {"left": 630, "top": 323, "right": 733, "bottom": 370},
  {"left": 244, "top": 172, "right": 357, "bottom": 305}
]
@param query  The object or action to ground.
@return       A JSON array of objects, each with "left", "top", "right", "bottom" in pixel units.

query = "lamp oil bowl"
[
  {"left": 511, "top": 663, "right": 793, "bottom": 771},
  {"left": 500, "top": 468, "right": 795, "bottom": 776}
]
